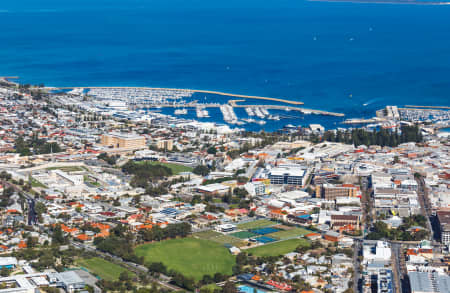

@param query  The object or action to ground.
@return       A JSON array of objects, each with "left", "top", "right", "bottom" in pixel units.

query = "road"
[
  {"left": 245, "top": 161, "right": 258, "bottom": 179},
  {"left": 415, "top": 176, "right": 443, "bottom": 260},
  {"left": 360, "top": 176, "right": 373, "bottom": 238},
  {"left": 415, "top": 177, "right": 433, "bottom": 238},
  {"left": 391, "top": 243, "right": 404, "bottom": 293},
  {"left": 353, "top": 239, "right": 362, "bottom": 293}
]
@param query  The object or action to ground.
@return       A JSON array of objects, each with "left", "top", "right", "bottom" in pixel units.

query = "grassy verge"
[
  {"left": 237, "top": 219, "right": 276, "bottom": 230},
  {"left": 30, "top": 178, "right": 47, "bottom": 188},
  {"left": 76, "top": 257, "right": 134, "bottom": 281}
]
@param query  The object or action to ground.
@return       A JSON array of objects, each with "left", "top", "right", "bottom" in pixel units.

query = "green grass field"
[
  {"left": 142, "top": 161, "right": 193, "bottom": 175},
  {"left": 30, "top": 178, "right": 47, "bottom": 188},
  {"left": 266, "top": 227, "right": 311, "bottom": 240},
  {"left": 211, "top": 235, "right": 242, "bottom": 245},
  {"left": 200, "top": 284, "right": 221, "bottom": 293},
  {"left": 193, "top": 230, "right": 243, "bottom": 245},
  {"left": 135, "top": 238, "right": 235, "bottom": 280},
  {"left": 76, "top": 257, "right": 134, "bottom": 281},
  {"left": 237, "top": 219, "right": 276, "bottom": 230},
  {"left": 47, "top": 166, "right": 86, "bottom": 172},
  {"left": 192, "top": 230, "right": 222, "bottom": 240},
  {"left": 83, "top": 175, "right": 101, "bottom": 187},
  {"left": 246, "top": 238, "right": 310, "bottom": 257},
  {"left": 230, "top": 231, "right": 257, "bottom": 239}
]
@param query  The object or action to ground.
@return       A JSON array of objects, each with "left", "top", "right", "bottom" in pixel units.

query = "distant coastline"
[{"left": 308, "top": 0, "right": 450, "bottom": 4}]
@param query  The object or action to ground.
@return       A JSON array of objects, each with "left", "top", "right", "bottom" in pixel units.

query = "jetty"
[{"left": 342, "top": 118, "right": 382, "bottom": 124}]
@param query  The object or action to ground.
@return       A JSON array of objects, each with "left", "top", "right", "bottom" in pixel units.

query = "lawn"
[
  {"left": 76, "top": 257, "right": 134, "bottom": 281},
  {"left": 200, "top": 283, "right": 221, "bottom": 293},
  {"left": 193, "top": 230, "right": 243, "bottom": 245},
  {"left": 47, "top": 166, "right": 86, "bottom": 172},
  {"left": 142, "top": 161, "right": 193, "bottom": 175},
  {"left": 30, "top": 178, "right": 47, "bottom": 188},
  {"left": 135, "top": 238, "right": 235, "bottom": 280},
  {"left": 83, "top": 175, "right": 101, "bottom": 187},
  {"left": 210, "top": 235, "right": 242, "bottom": 245},
  {"left": 266, "top": 227, "right": 312, "bottom": 240},
  {"left": 230, "top": 231, "right": 257, "bottom": 239},
  {"left": 246, "top": 238, "right": 310, "bottom": 257},
  {"left": 237, "top": 219, "right": 276, "bottom": 230},
  {"left": 192, "top": 230, "right": 223, "bottom": 240}
]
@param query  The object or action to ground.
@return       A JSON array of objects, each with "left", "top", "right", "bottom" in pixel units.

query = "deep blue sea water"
[{"left": 1, "top": 0, "right": 450, "bottom": 130}]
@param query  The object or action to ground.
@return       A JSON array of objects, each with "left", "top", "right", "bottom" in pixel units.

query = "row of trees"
[
  {"left": 97, "top": 152, "right": 119, "bottom": 165},
  {"left": 147, "top": 261, "right": 235, "bottom": 292},
  {"left": 122, "top": 161, "right": 173, "bottom": 188},
  {"left": 15, "top": 135, "right": 62, "bottom": 156},
  {"left": 367, "top": 215, "right": 430, "bottom": 241},
  {"left": 317, "top": 125, "right": 423, "bottom": 147},
  {"left": 139, "top": 223, "right": 191, "bottom": 242}
]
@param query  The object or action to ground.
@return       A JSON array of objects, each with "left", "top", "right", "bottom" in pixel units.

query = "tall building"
[
  {"left": 316, "top": 183, "right": 359, "bottom": 200},
  {"left": 436, "top": 210, "right": 450, "bottom": 245},
  {"left": 100, "top": 132, "right": 146, "bottom": 149},
  {"left": 156, "top": 139, "right": 173, "bottom": 151},
  {"left": 269, "top": 167, "right": 307, "bottom": 186}
]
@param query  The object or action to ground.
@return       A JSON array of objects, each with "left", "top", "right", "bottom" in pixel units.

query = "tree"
[
  {"left": 0, "top": 267, "right": 10, "bottom": 277},
  {"left": 222, "top": 281, "right": 237, "bottom": 293},
  {"left": 51, "top": 225, "right": 68, "bottom": 245},
  {"left": 193, "top": 165, "right": 210, "bottom": 176},
  {"left": 207, "top": 146, "right": 217, "bottom": 155},
  {"left": 119, "top": 271, "right": 131, "bottom": 282},
  {"left": 26, "top": 236, "right": 38, "bottom": 248}
]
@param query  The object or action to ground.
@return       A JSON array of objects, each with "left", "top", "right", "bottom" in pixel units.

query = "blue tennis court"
[
  {"left": 251, "top": 227, "right": 279, "bottom": 235},
  {"left": 255, "top": 236, "right": 277, "bottom": 243}
]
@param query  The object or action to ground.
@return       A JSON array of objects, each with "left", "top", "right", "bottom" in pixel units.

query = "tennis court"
[
  {"left": 251, "top": 227, "right": 279, "bottom": 235},
  {"left": 254, "top": 236, "right": 277, "bottom": 243}
]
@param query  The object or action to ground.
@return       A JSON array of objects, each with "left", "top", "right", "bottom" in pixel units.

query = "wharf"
[{"left": 342, "top": 118, "right": 382, "bottom": 124}]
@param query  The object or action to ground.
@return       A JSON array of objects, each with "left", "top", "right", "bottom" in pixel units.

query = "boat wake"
[{"left": 363, "top": 98, "right": 382, "bottom": 107}]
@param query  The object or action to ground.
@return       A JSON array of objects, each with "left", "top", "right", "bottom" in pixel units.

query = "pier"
[
  {"left": 342, "top": 118, "right": 383, "bottom": 124},
  {"left": 57, "top": 86, "right": 304, "bottom": 105}
]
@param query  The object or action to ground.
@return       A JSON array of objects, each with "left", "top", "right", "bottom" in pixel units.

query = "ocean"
[{"left": 1, "top": 0, "right": 450, "bottom": 130}]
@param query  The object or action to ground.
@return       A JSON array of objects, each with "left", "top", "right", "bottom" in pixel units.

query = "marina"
[
  {"left": 53, "top": 86, "right": 346, "bottom": 131},
  {"left": 174, "top": 108, "right": 188, "bottom": 115},
  {"left": 220, "top": 104, "right": 238, "bottom": 124},
  {"left": 196, "top": 107, "right": 210, "bottom": 118},
  {"left": 59, "top": 86, "right": 304, "bottom": 105}
]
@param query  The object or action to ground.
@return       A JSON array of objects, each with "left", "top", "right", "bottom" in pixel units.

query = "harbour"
[
  {"left": 57, "top": 86, "right": 304, "bottom": 105},
  {"left": 54, "top": 86, "right": 345, "bottom": 131}
]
